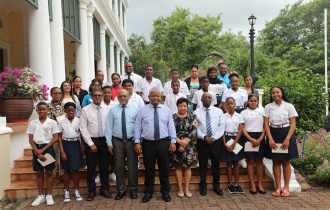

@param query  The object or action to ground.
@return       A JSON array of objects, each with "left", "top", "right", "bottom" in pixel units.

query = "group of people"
[{"left": 27, "top": 61, "right": 299, "bottom": 207}]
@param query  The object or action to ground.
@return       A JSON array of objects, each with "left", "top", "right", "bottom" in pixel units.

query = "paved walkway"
[{"left": 18, "top": 189, "right": 330, "bottom": 210}]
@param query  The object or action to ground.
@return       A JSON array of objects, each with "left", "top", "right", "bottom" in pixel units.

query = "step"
[
  {"left": 14, "top": 156, "right": 33, "bottom": 168},
  {"left": 24, "top": 147, "right": 33, "bottom": 156},
  {"left": 5, "top": 174, "right": 273, "bottom": 199}
]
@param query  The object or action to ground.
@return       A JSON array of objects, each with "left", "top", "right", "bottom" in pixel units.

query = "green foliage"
[{"left": 258, "top": 69, "right": 327, "bottom": 132}]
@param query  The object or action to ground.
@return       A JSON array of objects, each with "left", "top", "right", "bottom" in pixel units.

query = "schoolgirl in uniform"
[
  {"left": 241, "top": 94, "right": 266, "bottom": 194},
  {"left": 263, "top": 85, "right": 298, "bottom": 197},
  {"left": 58, "top": 102, "right": 84, "bottom": 202},
  {"left": 220, "top": 97, "right": 244, "bottom": 194},
  {"left": 221, "top": 73, "right": 248, "bottom": 113}
]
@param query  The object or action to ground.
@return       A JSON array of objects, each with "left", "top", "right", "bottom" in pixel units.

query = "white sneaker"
[
  {"left": 239, "top": 159, "right": 247, "bottom": 168},
  {"left": 196, "top": 160, "right": 199, "bottom": 168},
  {"left": 31, "top": 195, "right": 45, "bottom": 206},
  {"left": 95, "top": 175, "right": 100, "bottom": 183},
  {"left": 74, "top": 189, "right": 83, "bottom": 201},
  {"left": 64, "top": 190, "right": 70, "bottom": 203},
  {"left": 46, "top": 195, "right": 54, "bottom": 206},
  {"left": 138, "top": 161, "right": 141, "bottom": 169},
  {"left": 109, "top": 172, "right": 116, "bottom": 182},
  {"left": 208, "top": 159, "right": 212, "bottom": 166}
]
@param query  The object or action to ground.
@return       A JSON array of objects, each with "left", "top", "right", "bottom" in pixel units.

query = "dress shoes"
[
  {"left": 200, "top": 188, "right": 207, "bottom": 196},
  {"left": 130, "top": 190, "right": 138, "bottom": 199},
  {"left": 100, "top": 189, "right": 112, "bottom": 198},
  {"left": 86, "top": 192, "right": 95, "bottom": 201},
  {"left": 162, "top": 194, "right": 171, "bottom": 202},
  {"left": 142, "top": 194, "right": 152, "bottom": 203},
  {"left": 213, "top": 187, "right": 223, "bottom": 195},
  {"left": 115, "top": 191, "right": 126, "bottom": 200}
]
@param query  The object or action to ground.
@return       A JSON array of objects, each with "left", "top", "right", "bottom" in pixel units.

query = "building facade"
[{"left": 0, "top": 0, "right": 130, "bottom": 89}]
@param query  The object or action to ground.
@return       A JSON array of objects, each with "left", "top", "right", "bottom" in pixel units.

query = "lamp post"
[{"left": 248, "top": 14, "right": 258, "bottom": 87}]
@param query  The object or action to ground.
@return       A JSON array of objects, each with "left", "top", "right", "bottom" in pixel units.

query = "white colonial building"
[{"left": 0, "top": 0, "right": 130, "bottom": 89}]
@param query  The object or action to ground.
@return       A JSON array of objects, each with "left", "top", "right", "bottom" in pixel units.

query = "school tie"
[
  {"left": 122, "top": 105, "right": 127, "bottom": 143},
  {"left": 96, "top": 106, "right": 103, "bottom": 137},
  {"left": 206, "top": 108, "right": 212, "bottom": 137},
  {"left": 127, "top": 73, "right": 131, "bottom": 80},
  {"left": 154, "top": 106, "right": 160, "bottom": 141}
]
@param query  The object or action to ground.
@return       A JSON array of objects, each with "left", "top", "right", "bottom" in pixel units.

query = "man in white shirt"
[
  {"left": 164, "top": 80, "right": 187, "bottom": 114},
  {"left": 136, "top": 65, "right": 163, "bottom": 104},
  {"left": 80, "top": 89, "right": 111, "bottom": 201},
  {"left": 194, "top": 92, "right": 225, "bottom": 196},
  {"left": 121, "top": 62, "right": 142, "bottom": 93},
  {"left": 163, "top": 69, "right": 189, "bottom": 99},
  {"left": 114, "top": 79, "right": 145, "bottom": 109}
]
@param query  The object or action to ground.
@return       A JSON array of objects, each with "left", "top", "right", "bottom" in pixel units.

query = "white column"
[
  {"left": 28, "top": 0, "right": 53, "bottom": 87},
  {"left": 87, "top": 4, "right": 96, "bottom": 83},
  {"left": 75, "top": 0, "right": 90, "bottom": 90},
  {"left": 119, "top": 0, "right": 123, "bottom": 32},
  {"left": 98, "top": 24, "right": 107, "bottom": 82},
  {"left": 116, "top": 46, "right": 121, "bottom": 74},
  {"left": 109, "top": 39, "right": 115, "bottom": 80},
  {"left": 121, "top": 53, "right": 125, "bottom": 75},
  {"left": 50, "top": 0, "right": 66, "bottom": 87},
  {"left": 114, "top": 0, "right": 118, "bottom": 21}
]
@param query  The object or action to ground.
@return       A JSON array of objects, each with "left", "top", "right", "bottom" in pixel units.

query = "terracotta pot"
[{"left": 0, "top": 97, "right": 34, "bottom": 123}]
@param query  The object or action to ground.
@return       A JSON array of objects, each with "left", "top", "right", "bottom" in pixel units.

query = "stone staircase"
[{"left": 5, "top": 147, "right": 274, "bottom": 199}]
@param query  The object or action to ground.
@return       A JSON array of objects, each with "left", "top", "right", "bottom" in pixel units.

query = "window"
[
  {"left": 118, "top": 0, "right": 120, "bottom": 16},
  {"left": 122, "top": 7, "right": 125, "bottom": 26},
  {"left": 120, "top": 53, "right": 122, "bottom": 73},
  {"left": 48, "top": 0, "right": 53, "bottom": 21},
  {"left": 62, "top": 0, "right": 81, "bottom": 42},
  {"left": 114, "top": 45, "right": 117, "bottom": 73},
  {"left": 93, "top": 17, "right": 101, "bottom": 58},
  {"left": 105, "top": 34, "right": 110, "bottom": 66},
  {"left": 26, "top": 0, "right": 38, "bottom": 9}
]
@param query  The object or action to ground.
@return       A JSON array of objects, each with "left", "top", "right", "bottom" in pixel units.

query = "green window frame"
[
  {"left": 93, "top": 17, "right": 101, "bottom": 58},
  {"left": 26, "top": 0, "right": 38, "bottom": 9},
  {"left": 105, "top": 34, "right": 110, "bottom": 66},
  {"left": 122, "top": 7, "right": 125, "bottom": 26},
  {"left": 62, "top": 0, "right": 81, "bottom": 42},
  {"left": 120, "top": 53, "right": 122, "bottom": 73},
  {"left": 114, "top": 45, "right": 117, "bottom": 73},
  {"left": 48, "top": 0, "right": 53, "bottom": 21}
]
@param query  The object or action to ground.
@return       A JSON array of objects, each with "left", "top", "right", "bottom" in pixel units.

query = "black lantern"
[{"left": 248, "top": 14, "right": 258, "bottom": 87}]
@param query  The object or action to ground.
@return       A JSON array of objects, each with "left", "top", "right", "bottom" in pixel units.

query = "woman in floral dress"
[{"left": 172, "top": 97, "right": 197, "bottom": 198}]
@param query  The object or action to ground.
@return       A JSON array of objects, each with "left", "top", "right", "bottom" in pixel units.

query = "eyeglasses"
[{"left": 92, "top": 94, "right": 103, "bottom": 97}]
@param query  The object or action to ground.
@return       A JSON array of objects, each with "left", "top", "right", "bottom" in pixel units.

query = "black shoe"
[
  {"left": 162, "top": 194, "right": 171, "bottom": 202},
  {"left": 257, "top": 187, "right": 266, "bottom": 194},
  {"left": 130, "top": 190, "right": 138, "bottom": 199},
  {"left": 142, "top": 194, "right": 152, "bottom": 203},
  {"left": 213, "top": 187, "right": 223, "bottom": 195},
  {"left": 86, "top": 192, "right": 95, "bottom": 201},
  {"left": 235, "top": 185, "right": 244, "bottom": 194},
  {"left": 250, "top": 190, "right": 257, "bottom": 194},
  {"left": 100, "top": 189, "right": 112, "bottom": 198},
  {"left": 200, "top": 187, "right": 207, "bottom": 196},
  {"left": 115, "top": 191, "right": 126, "bottom": 200},
  {"left": 228, "top": 184, "right": 237, "bottom": 194}
]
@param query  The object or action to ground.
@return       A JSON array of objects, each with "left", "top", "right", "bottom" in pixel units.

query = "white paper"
[
  {"left": 37, "top": 153, "right": 56, "bottom": 167},
  {"left": 271, "top": 143, "right": 288, "bottom": 153},
  {"left": 56, "top": 115, "right": 66, "bottom": 123},
  {"left": 226, "top": 139, "right": 243, "bottom": 154},
  {"left": 244, "top": 142, "right": 260, "bottom": 152}
]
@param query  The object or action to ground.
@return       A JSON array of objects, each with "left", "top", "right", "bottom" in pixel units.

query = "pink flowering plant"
[
  {"left": 0, "top": 67, "right": 49, "bottom": 101},
  {"left": 291, "top": 128, "right": 330, "bottom": 184}
]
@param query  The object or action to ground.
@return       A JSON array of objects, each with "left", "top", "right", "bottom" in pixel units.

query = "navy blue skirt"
[
  {"left": 265, "top": 126, "right": 299, "bottom": 160},
  {"left": 60, "top": 140, "right": 84, "bottom": 170},
  {"left": 220, "top": 135, "right": 242, "bottom": 162},
  {"left": 242, "top": 132, "right": 265, "bottom": 159}
]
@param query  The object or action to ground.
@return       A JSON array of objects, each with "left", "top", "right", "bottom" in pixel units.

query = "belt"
[
  {"left": 270, "top": 124, "right": 290, "bottom": 128},
  {"left": 35, "top": 143, "right": 48, "bottom": 148},
  {"left": 143, "top": 137, "right": 170, "bottom": 142},
  {"left": 235, "top": 106, "right": 244, "bottom": 109},
  {"left": 113, "top": 136, "right": 133, "bottom": 141},
  {"left": 225, "top": 132, "right": 238, "bottom": 136},
  {"left": 91, "top": 136, "right": 105, "bottom": 139},
  {"left": 62, "top": 138, "right": 79, "bottom": 141}
]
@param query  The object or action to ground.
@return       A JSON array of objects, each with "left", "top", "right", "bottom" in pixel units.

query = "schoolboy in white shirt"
[{"left": 164, "top": 80, "right": 187, "bottom": 114}]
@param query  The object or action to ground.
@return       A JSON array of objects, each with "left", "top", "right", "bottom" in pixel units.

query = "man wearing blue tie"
[
  {"left": 134, "top": 88, "right": 177, "bottom": 203},
  {"left": 194, "top": 92, "right": 225, "bottom": 196}
]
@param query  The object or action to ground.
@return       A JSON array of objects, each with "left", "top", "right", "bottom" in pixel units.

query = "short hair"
[
  {"left": 64, "top": 102, "right": 76, "bottom": 110},
  {"left": 247, "top": 94, "right": 259, "bottom": 108},
  {"left": 176, "top": 97, "right": 189, "bottom": 107},
  {"left": 95, "top": 70, "right": 103, "bottom": 76},
  {"left": 190, "top": 64, "right": 198, "bottom": 70},
  {"left": 170, "top": 69, "right": 179, "bottom": 74},
  {"left": 91, "top": 89, "right": 103, "bottom": 95},
  {"left": 50, "top": 87, "right": 61, "bottom": 94},
  {"left": 270, "top": 85, "right": 288, "bottom": 103},
  {"left": 89, "top": 79, "right": 102, "bottom": 93},
  {"left": 145, "top": 65, "right": 153, "bottom": 69},
  {"left": 225, "top": 97, "right": 235, "bottom": 103},
  {"left": 229, "top": 73, "right": 239, "bottom": 80},
  {"left": 37, "top": 102, "right": 48, "bottom": 108},
  {"left": 122, "top": 79, "right": 134, "bottom": 86},
  {"left": 199, "top": 76, "right": 209, "bottom": 86},
  {"left": 118, "top": 89, "right": 129, "bottom": 96},
  {"left": 72, "top": 76, "right": 81, "bottom": 82},
  {"left": 218, "top": 62, "right": 227, "bottom": 68},
  {"left": 171, "top": 79, "right": 180, "bottom": 85},
  {"left": 125, "top": 61, "right": 132, "bottom": 65},
  {"left": 102, "top": 85, "right": 112, "bottom": 92},
  {"left": 149, "top": 87, "right": 161, "bottom": 96}
]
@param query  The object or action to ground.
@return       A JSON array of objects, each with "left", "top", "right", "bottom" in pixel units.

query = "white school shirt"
[
  {"left": 58, "top": 117, "right": 80, "bottom": 139},
  {"left": 224, "top": 112, "right": 244, "bottom": 133},
  {"left": 192, "top": 89, "right": 217, "bottom": 109},
  {"left": 26, "top": 118, "right": 60, "bottom": 144},
  {"left": 263, "top": 101, "right": 298, "bottom": 126},
  {"left": 114, "top": 92, "right": 145, "bottom": 109},
  {"left": 221, "top": 88, "right": 248, "bottom": 107},
  {"left": 135, "top": 77, "right": 163, "bottom": 102},
  {"left": 164, "top": 93, "right": 187, "bottom": 115},
  {"left": 120, "top": 72, "right": 143, "bottom": 93},
  {"left": 194, "top": 106, "right": 225, "bottom": 140},
  {"left": 101, "top": 100, "right": 118, "bottom": 109},
  {"left": 163, "top": 80, "right": 190, "bottom": 96},
  {"left": 240, "top": 107, "right": 264, "bottom": 132},
  {"left": 208, "top": 83, "right": 228, "bottom": 96}
]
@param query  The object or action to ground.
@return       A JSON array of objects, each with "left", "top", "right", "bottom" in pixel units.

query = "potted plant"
[{"left": 0, "top": 67, "right": 49, "bottom": 122}]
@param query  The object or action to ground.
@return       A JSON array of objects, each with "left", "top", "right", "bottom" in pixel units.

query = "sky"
[{"left": 126, "top": 0, "right": 310, "bottom": 43}]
